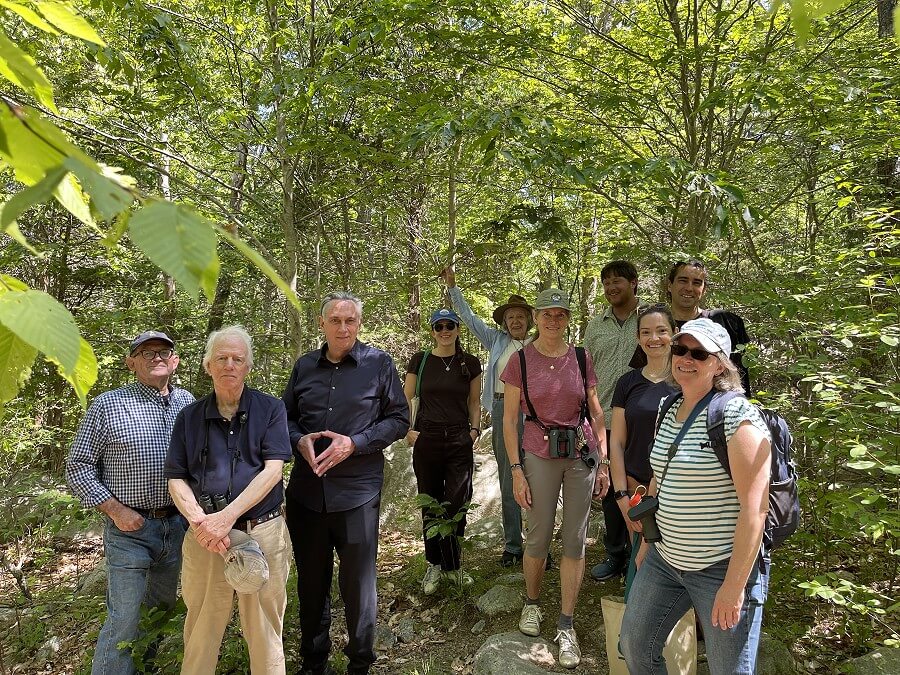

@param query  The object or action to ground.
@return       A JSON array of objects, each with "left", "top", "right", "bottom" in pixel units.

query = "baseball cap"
[
  {"left": 534, "top": 288, "right": 570, "bottom": 311},
  {"left": 129, "top": 330, "right": 175, "bottom": 355},
  {"left": 222, "top": 529, "right": 269, "bottom": 594},
  {"left": 675, "top": 318, "right": 731, "bottom": 355},
  {"left": 428, "top": 308, "right": 460, "bottom": 326}
]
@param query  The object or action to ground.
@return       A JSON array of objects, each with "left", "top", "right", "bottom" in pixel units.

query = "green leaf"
[
  {"left": 63, "top": 157, "right": 132, "bottom": 222},
  {"left": 54, "top": 337, "right": 96, "bottom": 406},
  {"left": 848, "top": 445, "right": 867, "bottom": 459},
  {"left": 0, "top": 164, "right": 67, "bottom": 228},
  {"left": 0, "top": 218, "right": 38, "bottom": 254},
  {"left": 847, "top": 460, "right": 876, "bottom": 471},
  {"left": 0, "top": 281, "right": 80, "bottom": 373},
  {"left": 216, "top": 225, "right": 303, "bottom": 312},
  {"left": 0, "top": 30, "right": 56, "bottom": 111},
  {"left": 0, "top": 0, "right": 58, "bottom": 33},
  {"left": 128, "top": 201, "right": 219, "bottom": 302},
  {"left": 0, "top": 322, "right": 37, "bottom": 404},
  {"left": 34, "top": 1, "right": 105, "bottom": 45},
  {"left": 880, "top": 334, "right": 899, "bottom": 347},
  {"left": 895, "top": 6, "right": 900, "bottom": 42},
  {"left": 883, "top": 465, "right": 900, "bottom": 476}
]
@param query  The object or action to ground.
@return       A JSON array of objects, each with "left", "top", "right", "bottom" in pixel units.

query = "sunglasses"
[
  {"left": 432, "top": 321, "right": 458, "bottom": 332},
  {"left": 671, "top": 343, "right": 712, "bottom": 361}
]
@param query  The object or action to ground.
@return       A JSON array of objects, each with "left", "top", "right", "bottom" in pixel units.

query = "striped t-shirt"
[{"left": 650, "top": 395, "right": 770, "bottom": 571}]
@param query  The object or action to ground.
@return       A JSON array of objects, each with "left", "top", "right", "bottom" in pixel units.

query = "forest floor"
[{"left": 0, "top": 442, "right": 864, "bottom": 674}]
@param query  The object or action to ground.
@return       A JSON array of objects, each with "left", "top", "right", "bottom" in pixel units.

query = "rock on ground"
[
  {"left": 841, "top": 648, "right": 900, "bottom": 675},
  {"left": 474, "top": 631, "right": 556, "bottom": 674},
  {"left": 758, "top": 632, "right": 797, "bottom": 675},
  {"left": 476, "top": 585, "right": 521, "bottom": 617}
]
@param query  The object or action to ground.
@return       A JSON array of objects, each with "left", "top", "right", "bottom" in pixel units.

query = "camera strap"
[
  {"left": 517, "top": 346, "right": 589, "bottom": 436},
  {"left": 655, "top": 389, "right": 716, "bottom": 495}
]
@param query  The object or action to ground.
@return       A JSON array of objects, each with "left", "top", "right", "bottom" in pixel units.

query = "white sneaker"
[
  {"left": 555, "top": 628, "right": 581, "bottom": 669},
  {"left": 443, "top": 569, "right": 474, "bottom": 587},
  {"left": 422, "top": 564, "right": 441, "bottom": 595},
  {"left": 519, "top": 604, "right": 543, "bottom": 636}
]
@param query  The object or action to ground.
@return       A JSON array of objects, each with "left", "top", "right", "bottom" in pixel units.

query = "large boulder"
[
  {"left": 473, "top": 631, "right": 556, "bottom": 674},
  {"left": 841, "top": 648, "right": 900, "bottom": 675},
  {"left": 758, "top": 632, "right": 797, "bottom": 675}
]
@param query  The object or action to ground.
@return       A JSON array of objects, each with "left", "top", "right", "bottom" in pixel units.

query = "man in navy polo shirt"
[
  {"left": 166, "top": 325, "right": 292, "bottom": 674},
  {"left": 282, "top": 291, "right": 408, "bottom": 675},
  {"left": 67, "top": 330, "right": 194, "bottom": 675}
]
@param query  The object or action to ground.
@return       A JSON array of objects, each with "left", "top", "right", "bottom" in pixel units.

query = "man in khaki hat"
[{"left": 441, "top": 266, "right": 534, "bottom": 567}]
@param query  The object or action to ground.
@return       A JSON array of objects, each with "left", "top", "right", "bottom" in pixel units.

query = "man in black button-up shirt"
[{"left": 282, "top": 292, "right": 408, "bottom": 675}]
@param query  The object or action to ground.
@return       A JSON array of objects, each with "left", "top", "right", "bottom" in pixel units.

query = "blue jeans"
[
  {"left": 492, "top": 398, "right": 523, "bottom": 555},
  {"left": 92, "top": 514, "right": 186, "bottom": 675},
  {"left": 621, "top": 545, "right": 768, "bottom": 675}
]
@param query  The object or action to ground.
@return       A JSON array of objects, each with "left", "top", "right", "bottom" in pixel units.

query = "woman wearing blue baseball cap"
[{"left": 404, "top": 308, "right": 483, "bottom": 595}]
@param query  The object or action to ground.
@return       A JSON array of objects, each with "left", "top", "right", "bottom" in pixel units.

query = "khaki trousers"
[{"left": 181, "top": 516, "right": 291, "bottom": 674}]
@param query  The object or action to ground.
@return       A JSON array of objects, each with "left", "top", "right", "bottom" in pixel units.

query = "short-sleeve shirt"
[
  {"left": 165, "top": 387, "right": 292, "bottom": 521},
  {"left": 611, "top": 369, "right": 677, "bottom": 484},
  {"left": 650, "top": 395, "right": 770, "bottom": 571},
  {"left": 407, "top": 351, "right": 482, "bottom": 429},
  {"left": 500, "top": 344, "right": 599, "bottom": 459}
]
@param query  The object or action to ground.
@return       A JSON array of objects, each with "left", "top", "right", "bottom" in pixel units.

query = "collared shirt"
[
  {"left": 448, "top": 286, "right": 532, "bottom": 411},
  {"left": 281, "top": 340, "right": 409, "bottom": 513},
  {"left": 583, "top": 302, "right": 641, "bottom": 429},
  {"left": 165, "top": 387, "right": 292, "bottom": 521},
  {"left": 66, "top": 381, "right": 195, "bottom": 509}
]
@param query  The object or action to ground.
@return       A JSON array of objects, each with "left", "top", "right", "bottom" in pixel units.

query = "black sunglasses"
[
  {"left": 671, "top": 343, "right": 712, "bottom": 361},
  {"left": 432, "top": 321, "right": 458, "bottom": 332}
]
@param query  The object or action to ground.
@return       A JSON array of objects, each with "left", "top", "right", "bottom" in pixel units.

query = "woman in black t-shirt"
[
  {"left": 404, "top": 308, "right": 483, "bottom": 596},
  {"left": 608, "top": 304, "right": 678, "bottom": 597}
]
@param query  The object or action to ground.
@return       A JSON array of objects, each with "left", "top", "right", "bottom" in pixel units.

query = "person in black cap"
[
  {"left": 404, "top": 308, "right": 483, "bottom": 595},
  {"left": 440, "top": 266, "right": 534, "bottom": 567},
  {"left": 66, "top": 330, "right": 194, "bottom": 675}
]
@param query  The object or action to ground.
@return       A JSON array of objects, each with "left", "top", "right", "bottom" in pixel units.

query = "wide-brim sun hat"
[
  {"left": 675, "top": 318, "right": 731, "bottom": 356},
  {"left": 223, "top": 529, "right": 270, "bottom": 594},
  {"left": 492, "top": 294, "right": 534, "bottom": 325}
]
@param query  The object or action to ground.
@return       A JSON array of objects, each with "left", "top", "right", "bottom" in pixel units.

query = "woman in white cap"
[
  {"left": 404, "top": 309, "right": 482, "bottom": 595},
  {"left": 620, "top": 318, "right": 771, "bottom": 675},
  {"left": 499, "top": 288, "right": 609, "bottom": 669}
]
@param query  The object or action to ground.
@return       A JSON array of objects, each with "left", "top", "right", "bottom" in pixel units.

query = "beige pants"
[{"left": 181, "top": 516, "right": 291, "bottom": 674}]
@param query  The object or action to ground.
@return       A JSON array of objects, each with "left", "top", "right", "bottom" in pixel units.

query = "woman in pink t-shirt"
[{"left": 500, "top": 288, "right": 609, "bottom": 670}]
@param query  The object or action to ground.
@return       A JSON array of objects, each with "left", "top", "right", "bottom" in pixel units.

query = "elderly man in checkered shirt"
[{"left": 66, "top": 331, "right": 195, "bottom": 675}]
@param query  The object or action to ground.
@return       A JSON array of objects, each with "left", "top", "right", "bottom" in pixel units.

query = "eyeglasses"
[
  {"left": 671, "top": 344, "right": 712, "bottom": 361},
  {"left": 137, "top": 348, "right": 174, "bottom": 361},
  {"left": 432, "top": 322, "right": 458, "bottom": 332}
]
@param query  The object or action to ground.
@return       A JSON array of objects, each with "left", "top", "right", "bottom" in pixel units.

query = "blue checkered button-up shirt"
[{"left": 66, "top": 381, "right": 195, "bottom": 509}]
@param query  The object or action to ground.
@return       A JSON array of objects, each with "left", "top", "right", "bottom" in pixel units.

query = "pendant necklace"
[{"left": 438, "top": 354, "right": 455, "bottom": 372}]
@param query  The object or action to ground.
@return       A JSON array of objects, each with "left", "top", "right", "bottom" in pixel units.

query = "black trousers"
[
  {"left": 602, "top": 428, "right": 630, "bottom": 562},
  {"left": 412, "top": 427, "right": 474, "bottom": 571},
  {"left": 286, "top": 494, "right": 380, "bottom": 674}
]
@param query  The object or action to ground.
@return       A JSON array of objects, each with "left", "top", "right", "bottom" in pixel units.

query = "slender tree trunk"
[
  {"left": 158, "top": 130, "right": 177, "bottom": 332},
  {"left": 405, "top": 184, "right": 426, "bottom": 348},
  {"left": 267, "top": 0, "right": 303, "bottom": 357},
  {"left": 876, "top": 0, "right": 899, "bottom": 200}
]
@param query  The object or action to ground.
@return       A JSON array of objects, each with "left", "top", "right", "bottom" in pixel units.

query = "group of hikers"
[{"left": 65, "top": 258, "right": 773, "bottom": 675}]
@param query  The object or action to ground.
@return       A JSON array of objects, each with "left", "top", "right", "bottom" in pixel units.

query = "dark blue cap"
[{"left": 428, "top": 308, "right": 460, "bottom": 326}]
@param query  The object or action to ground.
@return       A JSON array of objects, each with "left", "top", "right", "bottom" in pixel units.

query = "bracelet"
[
  {"left": 510, "top": 463, "right": 524, "bottom": 471},
  {"left": 597, "top": 458, "right": 611, "bottom": 466}
]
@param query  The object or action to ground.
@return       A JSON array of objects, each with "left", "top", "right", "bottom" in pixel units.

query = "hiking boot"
[
  {"left": 444, "top": 569, "right": 474, "bottom": 587},
  {"left": 590, "top": 557, "right": 626, "bottom": 581},
  {"left": 500, "top": 551, "right": 522, "bottom": 568},
  {"left": 518, "top": 604, "right": 543, "bottom": 637},
  {"left": 555, "top": 628, "right": 581, "bottom": 669},
  {"left": 422, "top": 563, "right": 441, "bottom": 595}
]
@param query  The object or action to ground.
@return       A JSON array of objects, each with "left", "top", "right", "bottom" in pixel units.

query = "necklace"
[
  {"left": 534, "top": 341, "right": 568, "bottom": 369},
  {"left": 438, "top": 354, "right": 455, "bottom": 371},
  {"left": 643, "top": 366, "right": 669, "bottom": 382}
]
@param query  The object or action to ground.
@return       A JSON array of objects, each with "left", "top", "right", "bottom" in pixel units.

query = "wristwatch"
[{"left": 613, "top": 490, "right": 630, "bottom": 501}]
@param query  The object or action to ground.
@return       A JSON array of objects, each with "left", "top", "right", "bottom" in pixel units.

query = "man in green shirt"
[{"left": 583, "top": 260, "right": 641, "bottom": 581}]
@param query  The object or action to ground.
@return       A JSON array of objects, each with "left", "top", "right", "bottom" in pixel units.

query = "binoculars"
[
  {"left": 198, "top": 492, "right": 229, "bottom": 515},
  {"left": 628, "top": 495, "right": 662, "bottom": 543}
]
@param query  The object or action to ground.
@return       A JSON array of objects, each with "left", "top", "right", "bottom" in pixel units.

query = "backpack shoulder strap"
[
  {"left": 575, "top": 346, "right": 589, "bottom": 424},
  {"left": 655, "top": 391, "right": 683, "bottom": 437},
  {"left": 706, "top": 390, "right": 744, "bottom": 478},
  {"left": 414, "top": 350, "right": 430, "bottom": 398},
  {"left": 517, "top": 348, "right": 540, "bottom": 423}
]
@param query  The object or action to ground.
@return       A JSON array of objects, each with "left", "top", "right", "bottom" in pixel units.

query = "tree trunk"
[
  {"left": 157, "top": 130, "right": 177, "bottom": 332},
  {"left": 876, "top": 0, "right": 899, "bottom": 200}
]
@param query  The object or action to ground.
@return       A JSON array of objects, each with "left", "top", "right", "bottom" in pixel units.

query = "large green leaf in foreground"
[
  {"left": 129, "top": 200, "right": 219, "bottom": 302},
  {"left": 0, "top": 323, "right": 38, "bottom": 405}
]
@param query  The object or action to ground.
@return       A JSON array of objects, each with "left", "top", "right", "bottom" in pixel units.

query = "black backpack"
[{"left": 656, "top": 390, "right": 800, "bottom": 558}]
